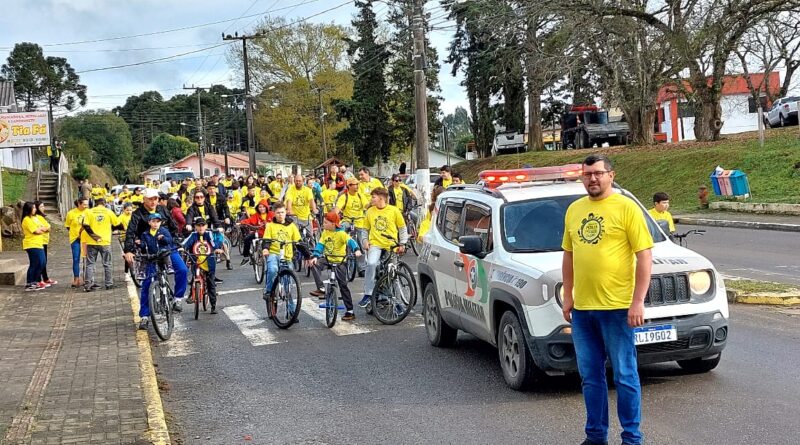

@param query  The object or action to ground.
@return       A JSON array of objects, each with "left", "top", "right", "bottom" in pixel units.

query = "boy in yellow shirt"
[
  {"left": 261, "top": 202, "right": 301, "bottom": 298},
  {"left": 648, "top": 192, "right": 675, "bottom": 233}
]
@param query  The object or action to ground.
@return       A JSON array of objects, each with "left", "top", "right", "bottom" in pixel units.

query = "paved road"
[
  {"left": 150, "top": 253, "right": 800, "bottom": 445},
  {"left": 677, "top": 224, "right": 800, "bottom": 285}
]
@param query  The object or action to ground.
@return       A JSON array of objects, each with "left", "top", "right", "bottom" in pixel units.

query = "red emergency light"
[{"left": 479, "top": 164, "right": 583, "bottom": 188}]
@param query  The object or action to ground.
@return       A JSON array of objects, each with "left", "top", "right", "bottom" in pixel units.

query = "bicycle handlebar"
[{"left": 673, "top": 229, "right": 706, "bottom": 239}]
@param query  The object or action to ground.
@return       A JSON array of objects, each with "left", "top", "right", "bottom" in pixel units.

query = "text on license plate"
[
  {"left": 634, "top": 325, "right": 677, "bottom": 345},
  {"left": 608, "top": 133, "right": 616, "bottom": 137}
]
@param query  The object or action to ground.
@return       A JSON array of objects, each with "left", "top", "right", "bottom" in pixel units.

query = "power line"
[{"left": 76, "top": 43, "right": 231, "bottom": 74}]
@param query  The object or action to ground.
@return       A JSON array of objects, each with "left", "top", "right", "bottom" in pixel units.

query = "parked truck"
[{"left": 561, "top": 105, "right": 630, "bottom": 149}]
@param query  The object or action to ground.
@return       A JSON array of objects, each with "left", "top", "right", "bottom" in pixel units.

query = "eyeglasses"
[
  {"left": 581, "top": 171, "right": 612, "bottom": 180},
  {"left": 194, "top": 195, "right": 205, "bottom": 199}
]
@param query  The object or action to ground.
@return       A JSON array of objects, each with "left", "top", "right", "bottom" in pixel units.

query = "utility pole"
[
  {"left": 412, "top": 0, "right": 430, "bottom": 200},
  {"left": 183, "top": 85, "right": 209, "bottom": 177},
  {"left": 223, "top": 32, "right": 259, "bottom": 175},
  {"left": 313, "top": 87, "right": 331, "bottom": 162}
]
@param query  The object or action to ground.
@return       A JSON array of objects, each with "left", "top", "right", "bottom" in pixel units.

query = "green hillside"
[{"left": 455, "top": 128, "right": 800, "bottom": 212}]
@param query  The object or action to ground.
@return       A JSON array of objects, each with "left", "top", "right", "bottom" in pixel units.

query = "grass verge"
[
  {"left": 725, "top": 278, "right": 799, "bottom": 295},
  {"left": 2, "top": 169, "right": 28, "bottom": 204}
]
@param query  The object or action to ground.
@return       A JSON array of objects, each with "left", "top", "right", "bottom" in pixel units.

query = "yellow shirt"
[
  {"left": 208, "top": 195, "right": 218, "bottom": 209},
  {"left": 390, "top": 183, "right": 414, "bottom": 212},
  {"left": 441, "top": 178, "right": 453, "bottom": 188},
  {"left": 91, "top": 186, "right": 107, "bottom": 200},
  {"left": 358, "top": 177, "right": 385, "bottom": 196},
  {"left": 336, "top": 191, "right": 370, "bottom": 229},
  {"left": 36, "top": 215, "right": 51, "bottom": 245},
  {"left": 648, "top": 208, "right": 675, "bottom": 233},
  {"left": 562, "top": 193, "right": 654, "bottom": 310},
  {"left": 21, "top": 216, "right": 45, "bottom": 250},
  {"left": 83, "top": 206, "right": 121, "bottom": 246},
  {"left": 269, "top": 181, "right": 283, "bottom": 202},
  {"left": 221, "top": 179, "right": 233, "bottom": 188},
  {"left": 229, "top": 190, "right": 243, "bottom": 215},
  {"left": 317, "top": 229, "right": 352, "bottom": 264},
  {"left": 119, "top": 191, "right": 131, "bottom": 202},
  {"left": 130, "top": 194, "right": 144, "bottom": 206},
  {"left": 65, "top": 208, "right": 88, "bottom": 243},
  {"left": 417, "top": 210, "right": 432, "bottom": 242},
  {"left": 364, "top": 205, "right": 406, "bottom": 250},
  {"left": 321, "top": 189, "right": 339, "bottom": 213},
  {"left": 284, "top": 186, "right": 314, "bottom": 221},
  {"left": 262, "top": 222, "right": 301, "bottom": 259}
]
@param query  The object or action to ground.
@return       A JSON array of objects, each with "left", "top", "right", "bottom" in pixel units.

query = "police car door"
[
  {"left": 431, "top": 198, "right": 465, "bottom": 329},
  {"left": 452, "top": 201, "right": 493, "bottom": 342}
]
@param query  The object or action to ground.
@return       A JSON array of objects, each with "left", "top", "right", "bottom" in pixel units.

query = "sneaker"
[
  {"left": 138, "top": 319, "right": 150, "bottom": 330},
  {"left": 394, "top": 304, "right": 405, "bottom": 317},
  {"left": 172, "top": 302, "right": 183, "bottom": 313},
  {"left": 358, "top": 295, "right": 371, "bottom": 308},
  {"left": 25, "top": 284, "right": 38, "bottom": 292},
  {"left": 240, "top": 258, "right": 249, "bottom": 266},
  {"left": 580, "top": 439, "right": 608, "bottom": 445},
  {"left": 310, "top": 289, "right": 324, "bottom": 297},
  {"left": 105, "top": 285, "right": 115, "bottom": 290},
  {"left": 214, "top": 277, "right": 224, "bottom": 283},
  {"left": 210, "top": 306, "right": 218, "bottom": 314},
  {"left": 342, "top": 312, "right": 356, "bottom": 321},
  {"left": 45, "top": 279, "right": 58, "bottom": 285},
  {"left": 90, "top": 283, "right": 101, "bottom": 290},
  {"left": 226, "top": 262, "right": 233, "bottom": 271},
  {"left": 39, "top": 281, "right": 51, "bottom": 288}
]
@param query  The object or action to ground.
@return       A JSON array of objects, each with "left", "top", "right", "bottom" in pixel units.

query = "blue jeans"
[
  {"left": 25, "top": 248, "right": 46, "bottom": 285},
  {"left": 263, "top": 255, "right": 279, "bottom": 293},
  {"left": 572, "top": 309, "right": 642, "bottom": 445},
  {"left": 71, "top": 241, "right": 81, "bottom": 278},
  {"left": 139, "top": 252, "right": 188, "bottom": 318},
  {"left": 170, "top": 251, "right": 188, "bottom": 299}
]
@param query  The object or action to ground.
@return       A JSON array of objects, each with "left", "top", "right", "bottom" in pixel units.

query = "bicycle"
[
  {"left": 403, "top": 209, "right": 420, "bottom": 256},
  {"left": 369, "top": 235, "right": 415, "bottom": 325},
  {"left": 672, "top": 229, "right": 705, "bottom": 247},
  {"left": 212, "top": 229, "right": 231, "bottom": 266},
  {"left": 140, "top": 248, "right": 178, "bottom": 340},
  {"left": 342, "top": 216, "right": 364, "bottom": 282},
  {"left": 251, "top": 238, "right": 267, "bottom": 284},
  {"left": 184, "top": 249, "right": 216, "bottom": 320},
  {"left": 289, "top": 216, "right": 317, "bottom": 276},
  {"left": 316, "top": 254, "right": 349, "bottom": 328},
  {"left": 262, "top": 240, "right": 309, "bottom": 329},
  {"left": 118, "top": 237, "right": 143, "bottom": 288}
]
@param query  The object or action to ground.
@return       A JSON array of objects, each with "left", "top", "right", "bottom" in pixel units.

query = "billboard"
[{"left": 0, "top": 111, "right": 50, "bottom": 149}]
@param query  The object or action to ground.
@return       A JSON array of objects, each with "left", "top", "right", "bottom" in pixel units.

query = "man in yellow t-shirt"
[
  {"left": 358, "top": 187, "right": 407, "bottom": 308},
  {"left": 268, "top": 174, "right": 284, "bottom": 204},
  {"left": 284, "top": 174, "right": 317, "bottom": 234},
  {"left": 387, "top": 174, "right": 417, "bottom": 213},
  {"left": 434, "top": 165, "right": 453, "bottom": 188},
  {"left": 357, "top": 167, "right": 385, "bottom": 196},
  {"left": 261, "top": 202, "right": 301, "bottom": 295},
  {"left": 648, "top": 192, "right": 675, "bottom": 234},
  {"left": 321, "top": 179, "right": 339, "bottom": 213},
  {"left": 561, "top": 154, "right": 653, "bottom": 445},
  {"left": 82, "top": 198, "right": 122, "bottom": 291},
  {"left": 65, "top": 198, "right": 90, "bottom": 287}
]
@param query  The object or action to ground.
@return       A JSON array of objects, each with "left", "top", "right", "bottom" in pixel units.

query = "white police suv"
[{"left": 418, "top": 164, "right": 729, "bottom": 390}]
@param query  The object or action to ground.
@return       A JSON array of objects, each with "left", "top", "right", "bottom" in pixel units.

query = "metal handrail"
[{"left": 35, "top": 155, "right": 41, "bottom": 201}]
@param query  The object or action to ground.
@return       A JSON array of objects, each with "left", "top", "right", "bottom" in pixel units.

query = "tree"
[
  {"left": 57, "top": 111, "right": 136, "bottom": 181},
  {"left": 71, "top": 158, "right": 90, "bottom": 181},
  {"left": 143, "top": 133, "right": 197, "bottom": 168},
  {"left": 334, "top": 0, "right": 392, "bottom": 166}
]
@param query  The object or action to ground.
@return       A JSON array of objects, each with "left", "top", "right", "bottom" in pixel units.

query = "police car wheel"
[
  {"left": 497, "top": 311, "right": 536, "bottom": 390},
  {"left": 423, "top": 283, "right": 457, "bottom": 347}
]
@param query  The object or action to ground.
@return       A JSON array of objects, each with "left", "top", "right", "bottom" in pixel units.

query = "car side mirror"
[
  {"left": 656, "top": 219, "right": 671, "bottom": 235},
  {"left": 459, "top": 235, "right": 486, "bottom": 259}
]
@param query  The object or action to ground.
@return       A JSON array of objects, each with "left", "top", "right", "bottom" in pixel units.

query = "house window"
[
  {"left": 747, "top": 96, "right": 769, "bottom": 114},
  {"left": 214, "top": 168, "right": 220, "bottom": 175},
  {"left": 678, "top": 102, "right": 695, "bottom": 118}
]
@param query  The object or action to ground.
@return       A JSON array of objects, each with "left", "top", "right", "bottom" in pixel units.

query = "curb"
[
  {"left": 675, "top": 217, "right": 800, "bottom": 233},
  {"left": 126, "top": 278, "right": 172, "bottom": 445},
  {"left": 727, "top": 289, "right": 800, "bottom": 306}
]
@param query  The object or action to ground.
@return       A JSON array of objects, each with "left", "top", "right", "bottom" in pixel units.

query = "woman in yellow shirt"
[
  {"left": 21, "top": 202, "right": 49, "bottom": 291},
  {"left": 34, "top": 201, "right": 56, "bottom": 286}
]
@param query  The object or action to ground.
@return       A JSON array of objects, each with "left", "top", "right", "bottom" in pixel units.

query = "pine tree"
[{"left": 334, "top": 0, "right": 392, "bottom": 166}]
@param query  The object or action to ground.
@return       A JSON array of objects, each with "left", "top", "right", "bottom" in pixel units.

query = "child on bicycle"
[
  {"left": 261, "top": 202, "right": 300, "bottom": 300},
  {"left": 182, "top": 217, "right": 223, "bottom": 314},
  {"left": 138, "top": 212, "right": 175, "bottom": 330},
  {"left": 308, "top": 211, "right": 362, "bottom": 321}
]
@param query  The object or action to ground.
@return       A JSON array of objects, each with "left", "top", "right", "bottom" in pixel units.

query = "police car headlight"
[{"left": 689, "top": 271, "right": 712, "bottom": 295}]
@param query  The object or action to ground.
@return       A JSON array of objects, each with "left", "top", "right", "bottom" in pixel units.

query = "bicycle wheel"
[
  {"left": 254, "top": 253, "right": 265, "bottom": 284},
  {"left": 237, "top": 231, "right": 246, "bottom": 255},
  {"left": 229, "top": 228, "right": 239, "bottom": 248},
  {"left": 325, "top": 285, "right": 339, "bottom": 328},
  {"left": 129, "top": 257, "right": 142, "bottom": 288},
  {"left": 150, "top": 281, "right": 173, "bottom": 340},
  {"left": 346, "top": 253, "right": 357, "bottom": 282},
  {"left": 372, "top": 270, "right": 414, "bottom": 325},
  {"left": 270, "top": 270, "right": 301, "bottom": 329},
  {"left": 397, "top": 261, "right": 418, "bottom": 307},
  {"left": 193, "top": 279, "right": 201, "bottom": 320},
  {"left": 201, "top": 277, "right": 208, "bottom": 312}
]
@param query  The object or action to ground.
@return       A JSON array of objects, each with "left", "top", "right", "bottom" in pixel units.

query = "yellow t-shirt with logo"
[
  {"left": 262, "top": 222, "right": 301, "bottom": 259},
  {"left": 21, "top": 216, "right": 45, "bottom": 250},
  {"left": 284, "top": 186, "right": 314, "bottom": 221},
  {"left": 336, "top": 191, "right": 370, "bottom": 229},
  {"left": 441, "top": 178, "right": 452, "bottom": 188},
  {"left": 317, "top": 229, "right": 352, "bottom": 264},
  {"left": 648, "top": 208, "right": 675, "bottom": 233},
  {"left": 321, "top": 189, "right": 339, "bottom": 213},
  {"left": 269, "top": 181, "right": 283, "bottom": 202},
  {"left": 91, "top": 186, "right": 107, "bottom": 200},
  {"left": 358, "top": 177, "right": 385, "bottom": 196},
  {"left": 35, "top": 215, "right": 51, "bottom": 245},
  {"left": 562, "top": 193, "right": 654, "bottom": 310},
  {"left": 65, "top": 208, "right": 88, "bottom": 243},
  {"left": 364, "top": 205, "right": 406, "bottom": 250},
  {"left": 390, "top": 183, "right": 414, "bottom": 212},
  {"left": 83, "top": 206, "right": 121, "bottom": 246}
]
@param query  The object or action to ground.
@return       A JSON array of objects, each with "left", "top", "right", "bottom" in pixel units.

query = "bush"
[{"left": 72, "top": 158, "right": 90, "bottom": 181}]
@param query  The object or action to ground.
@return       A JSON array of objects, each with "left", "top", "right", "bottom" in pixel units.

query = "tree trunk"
[
  {"left": 623, "top": 106, "right": 656, "bottom": 145},
  {"left": 527, "top": 84, "right": 545, "bottom": 152},
  {"left": 692, "top": 94, "right": 723, "bottom": 141}
]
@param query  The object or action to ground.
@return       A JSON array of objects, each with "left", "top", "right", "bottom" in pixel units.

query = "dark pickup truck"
[{"left": 561, "top": 106, "right": 630, "bottom": 149}]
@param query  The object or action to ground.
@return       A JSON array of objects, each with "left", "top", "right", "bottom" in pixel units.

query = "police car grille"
[
  {"left": 645, "top": 274, "right": 691, "bottom": 307},
  {"left": 637, "top": 337, "right": 691, "bottom": 354}
]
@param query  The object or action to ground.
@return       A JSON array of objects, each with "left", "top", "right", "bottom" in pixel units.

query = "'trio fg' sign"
[{"left": 0, "top": 112, "right": 50, "bottom": 149}]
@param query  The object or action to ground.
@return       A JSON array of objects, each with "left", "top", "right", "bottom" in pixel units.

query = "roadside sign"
[{"left": 0, "top": 111, "right": 50, "bottom": 149}]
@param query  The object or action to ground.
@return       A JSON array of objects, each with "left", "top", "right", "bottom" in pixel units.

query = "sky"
[{"left": 2, "top": 0, "right": 467, "bottom": 115}]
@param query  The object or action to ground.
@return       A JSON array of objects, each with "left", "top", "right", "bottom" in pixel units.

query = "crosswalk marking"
[
  {"left": 164, "top": 315, "right": 198, "bottom": 357},
  {"left": 223, "top": 305, "right": 283, "bottom": 346},
  {"left": 218, "top": 287, "right": 262, "bottom": 296},
  {"left": 300, "top": 299, "right": 375, "bottom": 336}
]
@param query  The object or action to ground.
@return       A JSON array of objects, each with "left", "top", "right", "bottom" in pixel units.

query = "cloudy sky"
[{"left": 3, "top": 0, "right": 466, "bottom": 114}]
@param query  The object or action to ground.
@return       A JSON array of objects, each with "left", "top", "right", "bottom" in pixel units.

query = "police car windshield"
[{"left": 502, "top": 194, "right": 665, "bottom": 253}]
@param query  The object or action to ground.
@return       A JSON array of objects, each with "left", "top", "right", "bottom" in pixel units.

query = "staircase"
[{"left": 38, "top": 172, "right": 60, "bottom": 217}]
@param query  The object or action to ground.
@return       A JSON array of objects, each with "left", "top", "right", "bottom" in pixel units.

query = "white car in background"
[{"left": 765, "top": 96, "right": 799, "bottom": 127}]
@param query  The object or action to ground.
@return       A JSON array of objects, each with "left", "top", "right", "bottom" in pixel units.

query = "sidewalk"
[
  {"left": 675, "top": 211, "right": 800, "bottom": 232},
  {"left": 0, "top": 241, "right": 166, "bottom": 444}
]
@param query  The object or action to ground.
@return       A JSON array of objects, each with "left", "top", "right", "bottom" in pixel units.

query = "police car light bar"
[{"left": 479, "top": 164, "right": 583, "bottom": 188}]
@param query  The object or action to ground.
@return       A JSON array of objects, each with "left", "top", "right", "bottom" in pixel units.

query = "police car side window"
[
  {"left": 462, "top": 203, "right": 492, "bottom": 252},
  {"left": 438, "top": 200, "right": 464, "bottom": 245}
]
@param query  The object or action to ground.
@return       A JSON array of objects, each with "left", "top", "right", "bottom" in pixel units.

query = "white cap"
[{"left": 144, "top": 188, "right": 160, "bottom": 198}]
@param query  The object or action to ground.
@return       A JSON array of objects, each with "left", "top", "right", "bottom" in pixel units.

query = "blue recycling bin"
[
  {"left": 729, "top": 170, "right": 750, "bottom": 197},
  {"left": 709, "top": 171, "right": 722, "bottom": 196}
]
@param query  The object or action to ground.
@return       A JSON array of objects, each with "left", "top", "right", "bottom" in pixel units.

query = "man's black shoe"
[
  {"left": 226, "top": 262, "right": 233, "bottom": 270},
  {"left": 214, "top": 277, "right": 223, "bottom": 283},
  {"left": 210, "top": 306, "right": 218, "bottom": 314},
  {"left": 240, "top": 258, "right": 249, "bottom": 266},
  {"left": 172, "top": 302, "right": 183, "bottom": 313},
  {"left": 580, "top": 439, "right": 608, "bottom": 445}
]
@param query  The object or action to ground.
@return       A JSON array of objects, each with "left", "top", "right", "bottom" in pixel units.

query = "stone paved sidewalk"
[{"left": 0, "top": 241, "right": 155, "bottom": 444}]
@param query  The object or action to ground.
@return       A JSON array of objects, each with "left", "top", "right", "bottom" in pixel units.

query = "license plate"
[
  {"left": 634, "top": 325, "right": 677, "bottom": 345},
  {"left": 608, "top": 133, "right": 617, "bottom": 137}
]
